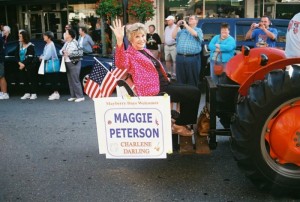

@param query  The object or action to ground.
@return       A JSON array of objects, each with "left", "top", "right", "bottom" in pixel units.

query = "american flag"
[{"left": 84, "top": 57, "right": 127, "bottom": 98}]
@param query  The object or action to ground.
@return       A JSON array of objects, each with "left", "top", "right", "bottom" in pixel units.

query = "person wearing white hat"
[{"left": 164, "top": 15, "right": 178, "bottom": 79}]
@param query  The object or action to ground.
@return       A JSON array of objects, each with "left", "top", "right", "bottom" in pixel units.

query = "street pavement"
[{"left": 0, "top": 93, "right": 298, "bottom": 201}]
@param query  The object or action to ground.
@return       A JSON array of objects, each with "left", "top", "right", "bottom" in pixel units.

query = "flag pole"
[{"left": 93, "top": 57, "right": 110, "bottom": 72}]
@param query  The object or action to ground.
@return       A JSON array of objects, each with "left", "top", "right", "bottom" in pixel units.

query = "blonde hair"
[
  {"left": 3, "top": 26, "right": 10, "bottom": 34},
  {"left": 126, "top": 23, "right": 147, "bottom": 42}
]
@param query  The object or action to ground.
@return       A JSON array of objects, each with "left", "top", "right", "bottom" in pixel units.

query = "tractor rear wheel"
[{"left": 231, "top": 67, "right": 300, "bottom": 196}]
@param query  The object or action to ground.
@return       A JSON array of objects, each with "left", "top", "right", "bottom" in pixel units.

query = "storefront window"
[
  {"left": 0, "top": 6, "right": 6, "bottom": 23},
  {"left": 68, "top": 3, "right": 99, "bottom": 30},
  {"left": 254, "top": 1, "right": 300, "bottom": 19},
  {"left": 28, "top": 5, "right": 42, "bottom": 11},
  {"left": 164, "top": 0, "right": 244, "bottom": 19},
  {"left": 21, "top": 6, "right": 26, "bottom": 12}
]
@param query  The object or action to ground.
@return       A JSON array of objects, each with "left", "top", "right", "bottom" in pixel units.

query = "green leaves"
[
  {"left": 96, "top": 0, "right": 123, "bottom": 18},
  {"left": 128, "top": 0, "right": 155, "bottom": 23},
  {"left": 96, "top": 0, "right": 156, "bottom": 23}
]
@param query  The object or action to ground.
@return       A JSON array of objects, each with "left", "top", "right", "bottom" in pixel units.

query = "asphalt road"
[{"left": 0, "top": 93, "right": 298, "bottom": 202}]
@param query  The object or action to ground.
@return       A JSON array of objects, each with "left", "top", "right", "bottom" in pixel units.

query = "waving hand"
[{"left": 110, "top": 17, "right": 125, "bottom": 47}]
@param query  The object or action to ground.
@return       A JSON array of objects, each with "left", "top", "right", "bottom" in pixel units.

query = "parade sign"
[{"left": 94, "top": 95, "right": 173, "bottom": 159}]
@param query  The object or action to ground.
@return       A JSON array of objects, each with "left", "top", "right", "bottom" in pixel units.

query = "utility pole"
[{"left": 122, "top": 0, "right": 128, "bottom": 25}]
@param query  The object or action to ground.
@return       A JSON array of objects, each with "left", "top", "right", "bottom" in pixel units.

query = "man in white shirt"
[
  {"left": 164, "top": 15, "right": 178, "bottom": 79},
  {"left": 285, "top": 13, "right": 300, "bottom": 58}
]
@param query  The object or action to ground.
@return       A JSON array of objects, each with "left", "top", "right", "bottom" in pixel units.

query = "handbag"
[
  {"left": 45, "top": 58, "right": 60, "bottom": 73},
  {"left": 38, "top": 59, "right": 45, "bottom": 75},
  {"left": 68, "top": 40, "right": 83, "bottom": 64},
  {"left": 214, "top": 52, "right": 223, "bottom": 76},
  {"left": 60, "top": 56, "right": 66, "bottom": 72}
]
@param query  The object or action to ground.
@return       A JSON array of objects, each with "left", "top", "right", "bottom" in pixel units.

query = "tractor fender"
[
  {"left": 226, "top": 47, "right": 286, "bottom": 85},
  {"left": 239, "top": 57, "right": 300, "bottom": 96}
]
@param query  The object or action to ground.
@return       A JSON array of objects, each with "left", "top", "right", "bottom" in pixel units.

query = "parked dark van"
[
  {"left": 197, "top": 18, "right": 290, "bottom": 85},
  {"left": 197, "top": 18, "right": 289, "bottom": 50}
]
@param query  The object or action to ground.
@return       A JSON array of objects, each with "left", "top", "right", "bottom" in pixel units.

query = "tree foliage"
[
  {"left": 127, "top": 0, "right": 156, "bottom": 23},
  {"left": 96, "top": 0, "right": 123, "bottom": 18}
]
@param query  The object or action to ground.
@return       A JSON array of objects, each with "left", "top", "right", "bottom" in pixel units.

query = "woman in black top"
[
  {"left": 16, "top": 31, "right": 37, "bottom": 100},
  {"left": 146, "top": 24, "right": 162, "bottom": 60}
]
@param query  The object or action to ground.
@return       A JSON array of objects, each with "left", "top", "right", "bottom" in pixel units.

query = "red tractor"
[{"left": 206, "top": 46, "right": 300, "bottom": 196}]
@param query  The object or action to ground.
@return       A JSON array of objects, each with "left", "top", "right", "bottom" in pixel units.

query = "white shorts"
[{"left": 164, "top": 45, "right": 177, "bottom": 62}]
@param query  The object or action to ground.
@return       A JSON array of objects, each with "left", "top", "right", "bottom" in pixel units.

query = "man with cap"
[{"left": 164, "top": 15, "right": 178, "bottom": 79}]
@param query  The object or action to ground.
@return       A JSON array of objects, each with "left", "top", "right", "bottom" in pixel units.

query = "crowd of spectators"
[{"left": 1, "top": 13, "right": 297, "bottom": 106}]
